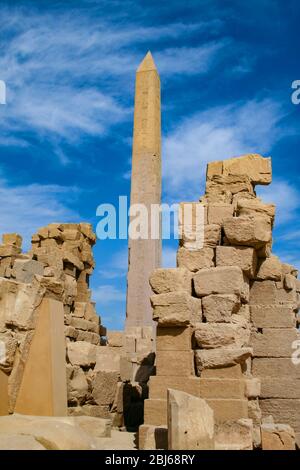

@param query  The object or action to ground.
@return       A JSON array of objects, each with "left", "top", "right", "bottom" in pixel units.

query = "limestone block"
[
  {"left": 65, "top": 326, "right": 78, "bottom": 339},
  {"left": 0, "top": 433, "right": 46, "bottom": 450},
  {"left": 250, "top": 305, "right": 296, "bottom": 328},
  {"left": 151, "top": 292, "right": 202, "bottom": 326},
  {"left": 119, "top": 356, "right": 133, "bottom": 382},
  {"left": 0, "top": 332, "right": 17, "bottom": 372},
  {"left": 0, "top": 244, "right": 20, "bottom": 257},
  {"left": 251, "top": 328, "right": 300, "bottom": 357},
  {"left": 248, "top": 400, "right": 262, "bottom": 425},
  {"left": 0, "top": 415, "right": 96, "bottom": 450},
  {"left": 138, "top": 424, "right": 168, "bottom": 450},
  {"left": 284, "top": 274, "right": 296, "bottom": 290},
  {"left": 150, "top": 268, "right": 192, "bottom": 294},
  {"left": 244, "top": 378, "right": 261, "bottom": 398},
  {"left": 194, "top": 323, "right": 237, "bottom": 349},
  {"left": 275, "top": 281, "right": 297, "bottom": 305},
  {"left": 201, "top": 364, "right": 242, "bottom": 379},
  {"left": 223, "top": 216, "right": 272, "bottom": 248},
  {"left": 2, "top": 233, "right": 22, "bottom": 247},
  {"left": 199, "top": 378, "right": 245, "bottom": 399},
  {"left": 107, "top": 331, "right": 123, "bottom": 348},
  {"left": 76, "top": 330, "right": 100, "bottom": 345},
  {"left": 205, "top": 398, "right": 248, "bottom": 422},
  {"left": 260, "top": 399, "right": 300, "bottom": 433},
  {"left": 250, "top": 280, "right": 277, "bottom": 305},
  {"left": 178, "top": 201, "right": 207, "bottom": 227},
  {"left": 236, "top": 198, "right": 275, "bottom": 222},
  {"left": 94, "top": 346, "right": 121, "bottom": 373},
  {"left": 156, "top": 350, "right": 195, "bottom": 377},
  {"left": 144, "top": 399, "right": 167, "bottom": 426},
  {"left": 176, "top": 247, "right": 214, "bottom": 272},
  {"left": 68, "top": 367, "right": 89, "bottom": 402},
  {"left": 79, "top": 223, "right": 96, "bottom": 243},
  {"left": 252, "top": 358, "right": 300, "bottom": 379},
  {"left": 216, "top": 246, "right": 257, "bottom": 278},
  {"left": 34, "top": 276, "right": 64, "bottom": 301},
  {"left": 0, "top": 369, "right": 8, "bottom": 415},
  {"left": 68, "top": 404, "right": 110, "bottom": 419},
  {"left": 149, "top": 376, "right": 201, "bottom": 400},
  {"left": 12, "top": 259, "right": 44, "bottom": 283},
  {"left": 256, "top": 255, "right": 282, "bottom": 281},
  {"left": 261, "top": 423, "right": 296, "bottom": 450},
  {"left": 180, "top": 224, "right": 220, "bottom": 250},
  {"left": 195, "top": 347, "right": 252, "bottom": 372},
  {"left": 260, "top": 378, "right": 300, "bottom": 399},
  {"left": 215, "top": 419, "right": 253, "bottom": 450},
  {"left": 206, "top": 174, "right": 254, "bottom": 197},
  {"left": 207, "top": 203, "right": 234, "bottom": 226},
  {"left": 222, "top": 154, "right": 272, "bottom": 185},
  {"left": 91, "top": 371, "right": 119, "bottom": 406},
  {"left": 204, "top": 224, "right": 221, "bottom": 247},
  {"left": 168, "top": 389, "right": 214, "bottom": 450},
  {"left": 202, "top": 294, "right": 240, "bottom": 323},
  {"left": 70, "top": 317, "right": 99, "bottom": 333},
  {"left": 71, "top": 415, "right": 111, "bottom": 438},
  {"left": 156, "top": 327, "right": 192, "bottom": 351},
  {"left": 193, "top": 266, "right": 244, "bottom": 298},
  {"left": 67, "top": 341, "right": 97, "bottom": 367}
]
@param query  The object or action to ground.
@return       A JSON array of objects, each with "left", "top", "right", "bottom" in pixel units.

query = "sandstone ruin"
[{"left": 0, "top": 52, "right": 299, "bottom": 451}]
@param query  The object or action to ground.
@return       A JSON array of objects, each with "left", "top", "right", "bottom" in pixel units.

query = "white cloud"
[
  {"left": 0, "top": 178, "right": 80, "bottom": 249},
  {"left": 162, "top": 98, "right": 288, "bottom": 202},
  {"left": 98, "top": 247, "right": 128, "bottom": 279},
  {"left": 92, "top": 284, "right": 126, "bottom": 304}
]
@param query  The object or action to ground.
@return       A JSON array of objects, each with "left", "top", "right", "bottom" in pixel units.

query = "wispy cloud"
[
  {"left": 257, "top": 179, "right": 300, "bottom": 226},
  {"left": 162, "top": 98, "right": 290, "bottom": 202},
  {"left": 0, "top": 178, "right": 80, "bottom": 249},
  {"left": 92, "top": 284, "right": 126, "bottom": 304},
  {"left": 98, "top": 247, "right": 128, "bottom": 279}
]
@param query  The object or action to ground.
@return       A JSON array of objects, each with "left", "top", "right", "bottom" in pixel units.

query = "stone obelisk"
[{"left": 126, "top": 51, "right": 161, "bottom": 334}]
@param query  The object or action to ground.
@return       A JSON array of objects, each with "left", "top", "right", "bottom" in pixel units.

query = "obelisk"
[{"left": 126, "top": 51, "right": 161, "bottom": 332}]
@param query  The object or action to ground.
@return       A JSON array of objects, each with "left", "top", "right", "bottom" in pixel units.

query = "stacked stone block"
[{"left": 140, "top": 154, "right": 299, "bottom": 450}]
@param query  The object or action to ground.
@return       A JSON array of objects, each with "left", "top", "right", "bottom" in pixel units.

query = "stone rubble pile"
[{"left": 139, "top": 154, "right": 299, "bottom": 450}]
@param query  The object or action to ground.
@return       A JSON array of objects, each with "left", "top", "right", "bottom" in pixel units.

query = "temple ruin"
[{"left": 0, "top": 52, "right": 299, "bottom": 450}]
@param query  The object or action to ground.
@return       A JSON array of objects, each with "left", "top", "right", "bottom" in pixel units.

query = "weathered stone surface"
[
  {"left": 2, "top": 233, "right": 23, "bottom": 247},
  {"left": 252, "top": 358, "right": 300, "bottom": 379},
  {"left": 0, "top": 244, "right": 21, "bottom": 257},
  {"left": 168, "top": 389, "right": 214, "bottom": 450},
  {"left": 201, "top": 364, "right": 242, "bottom": 379},
  {"left": 195, "top": 347, "right": 252, "bottom": 372},
  {"left": 260, "top": 399, "right": 300, "bottom": 433},
  {"left": 12, "top": 259, "right": 44, "bottom": 283},
  {"left": 250, "top": 305, "right": 296, "bottom": 328},
  {"left": 220, "top": 154, "right": 272, "bottom": 185},
  {"left": 138, "top": 424, "right": 168, "bottom": 450},
  {"left": 149, "top": 376, "right": 201, "bottom": 400},
  {"left": 194, "top": 323, "right": 237, "bottom": 349},
  {"left": 107, "top": 331, "right": 123, "bottom": 348},
  {"left": 236, "top": 198, "right": 275, "bottom": 221},
  {"left": 177, "top": 247, "right": 214, "bottom": 272},
  {"left": 284, "top": 274, "right": 296, "bottom": 291},
  {"left": 261, "top": 423, "right": 295, "bottom": 450},
  {"left": 207, "top": 203, "right": 234, "bottom": 225},
  {"left": 156, "top": 327, "right": 192, "bottom": 351},
  {"left": 70, "top": 317, "right": 99, "bottom": 333},
  {"left": 215, "top": 419, "right": 253, "bottom": 450},
  {"left": 76, "top": 330, "right": 100, "bottom": 345},
  {"left": 249, "top": 281, "right": 277, "bottom": 305},
  {"left": 199, "top": 378, "right": 245, "bottom": 399},
  {"left": 67, "top": 341, "right": 97, "bottom": 367},
  {"left": 216, "top": 246, "right": 257, "bottom": 278},
  {"left": 223, "top": 216, "right": 272, "bottom": 248},
  {"left": 94, "top": 346, "right": 120, "bottom": 372},
  {"left": 144, "top": 399, "right": 167, "bottom": 426},
  {"left": 193, "top": 266, "right": 244, "bottom": 298},
  {"left": 68, "top": 367, "right": 88, "bottom": 403},
  {"left": 256, "top": 255, "right": 282, "bottom": 281},
  {"left": 245, "top": 378, "right": 261, "bottom": 398},
  {"left": 205, "top": 398, "right": 249, "bottom": 422},
  {"left": 202, "top": 294, "right": 240, "bottom": 323},
  {"left": 156, "top": 350, "right": 195, "bottom": 377},
  {"left": 72, "top": 416, "right": 111, "bottom": 438},
  {"left": 0, "top": 434, "right": 46, "bottom": 450},
  {"left": 0, "top": 414, "right": 97, "bottom": 450},
  {"left": 151, "top": 292, "right": 202, "bottom": 326},
  {"left": 150, "top": 268, "right": 192, "bottom": 294},
  {"left": 91, "top": 371, "right": 119, "bottom": 406},
  {"left": 206, "top": 174, "right": 254, "bottom": 198},
  {"left": 251, "top": 328, "right": 300, "bottom": 357},
  {"left": 260, "top": 378, "right": 300, "bottom": 399}
]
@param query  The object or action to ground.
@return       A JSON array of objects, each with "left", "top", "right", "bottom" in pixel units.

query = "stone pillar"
[
  {"left": 14, "top": 297, "right": 67, "bottom": 416},
  {"left": 126, "top": 51, "right": 162, "bottom": 330}
]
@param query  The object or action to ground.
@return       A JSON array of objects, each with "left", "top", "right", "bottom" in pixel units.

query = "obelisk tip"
[{"left": 137, "top": 51, "right": 158, "bottom": 72}]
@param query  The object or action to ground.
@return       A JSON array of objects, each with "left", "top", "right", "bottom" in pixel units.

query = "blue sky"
[{"left": 0, "top": 0, "right": 299, "bottom": 330}]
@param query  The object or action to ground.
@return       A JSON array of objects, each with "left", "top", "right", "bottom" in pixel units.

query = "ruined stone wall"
[
  {"left": 0, "top": 224, "right": 124, "bottom": 424},
  {"left": 140, "top": 154, "right": 299, "bottom": 450}
]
